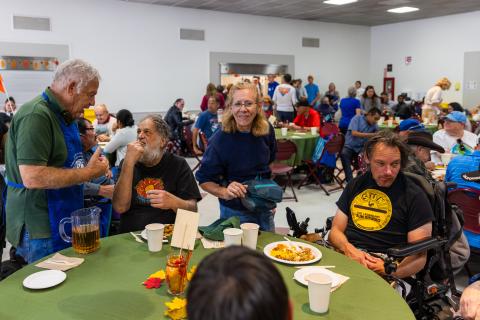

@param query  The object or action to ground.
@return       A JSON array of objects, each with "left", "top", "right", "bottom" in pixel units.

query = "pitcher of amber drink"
[{"left": 59, "top": 207, "right": 101, "bottom": 254}]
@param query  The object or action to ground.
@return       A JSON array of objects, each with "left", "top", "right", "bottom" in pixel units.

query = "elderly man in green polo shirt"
[{"left": 5, "top": 59, "right": 109, "bottom": 263}]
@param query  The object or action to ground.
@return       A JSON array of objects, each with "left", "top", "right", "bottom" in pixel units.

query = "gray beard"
[{"left": 139, "top": 145, "right": 163, "bottom": 166}]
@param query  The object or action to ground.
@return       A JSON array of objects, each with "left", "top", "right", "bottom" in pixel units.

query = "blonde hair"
[
  {"left": 222, "top": 82, "right": 269, "bottom": 137},
  {"left": 436, "top": 77, "right": 451, "bottom": 89},
  {"left": 206, "top": 83, "right": 217, "bottom": 96}
]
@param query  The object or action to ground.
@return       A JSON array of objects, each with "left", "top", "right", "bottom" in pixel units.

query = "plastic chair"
[
  {"left": 321, "top": 122, "right": 339, "bottom": 137},
  {"left": 298, "top": 134, "right": 345, "bottom": 196},
  {"left": 271, "top": 139, "right": 298, "bottom": 202}
]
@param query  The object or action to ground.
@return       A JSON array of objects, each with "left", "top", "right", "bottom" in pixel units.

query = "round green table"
[
  {"left": 275, "top": 128, "right": 320, "bottom": 166},
  {"left": 378, "top": 123, "right": 438, "bottom": 134},
  {"left": 0, "top": 233, "right": 414, "bottom": 320}
]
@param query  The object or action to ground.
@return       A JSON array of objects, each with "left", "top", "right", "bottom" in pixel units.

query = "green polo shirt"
[{"left": 5, "top": 88, "right": 70, "bottom": 247}]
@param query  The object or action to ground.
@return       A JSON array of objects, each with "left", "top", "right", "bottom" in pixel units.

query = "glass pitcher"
[{"left": 59, "top": 207, "right": 101, "bottom": 254}]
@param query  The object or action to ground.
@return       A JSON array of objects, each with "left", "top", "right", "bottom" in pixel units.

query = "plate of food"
[
  {"left": 263, "top": 241, "right": 322, "bottom": 265},
  {"left": 293, "top": 266, "right": 341, "bottom": 287},
  {"left": 141, "top": 224, "right": 174, "bottom": 240}
]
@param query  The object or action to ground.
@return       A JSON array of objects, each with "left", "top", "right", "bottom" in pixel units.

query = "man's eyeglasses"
[
  {"left": 232, "top": 101, "right": 256, "bottom": 109},
  {"left": 85, "top": 127, "right": 95, "bottom": 131}
]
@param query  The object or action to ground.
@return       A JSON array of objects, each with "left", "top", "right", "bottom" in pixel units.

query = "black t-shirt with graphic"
[
  {"left": 336, "top": 171, "right": 433, "bottom": 253},
  {"left": 119, "top": 152, "right": 202, "bottom": 233}
]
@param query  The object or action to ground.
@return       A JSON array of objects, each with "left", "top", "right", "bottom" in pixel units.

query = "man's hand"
[
  {"left": 147, "top": 190, "right": 179, "bottom": 210},
  {"left": 223, "top": 181, "right": 248, "bottom": 200},
  {"left": 193, "top": 146, "right": 203, "bottom": 156},
  {"left": 343, "top": 243, "right": 370, "bottom": 267},
  {"left": 97, "top": 134, "right": 110, "bottom": 142},
  {"left": 124, "top": 141, "right": 144, "bottom": 164},
  {"left": 364, "top": 254, "right": 386, "bottom": 276},
  {"left": 425, "top": 161, "right": 435, "bottom": 171},
  {"left": 98, "top": 184, "right": 114, "bottom": 199},
  {"left": 460, "top": 281, "right": 480, "bottom": 320},
  {"left": 86, "top": 148, "right": 109, "bottom": 179},
  {"left": 300, "top": 233, "right": 322, "bottom": 243}
]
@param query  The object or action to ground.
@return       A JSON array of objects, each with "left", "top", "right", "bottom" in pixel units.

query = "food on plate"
[
  {"left": 270, "top": 243, "right": 315, "bottom": 262},
  {"left": 164, "top": 224, "right": 174, "bottom": 238}
]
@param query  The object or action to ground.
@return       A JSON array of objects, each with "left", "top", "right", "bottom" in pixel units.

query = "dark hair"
[
  {"left": 355, "top": 80, "right": 362, "bottom": 86},
  {"left": 76, "top": 117, "right": 92, "bottom": 135},
  {"left": 362, "top": 85, "right": 378, "bottom": 99},
  {"left": 116, "top": 109, "right": 134, "bottom": 127},
  {"left": 187, "top": 246, "right": 289, "bottom": 320},
  {"left": 283, "top": 73, "right": 292, "bottom": 83},
  {"left": 296, "top": 99, "right": 311, "bottom": 108},
  {"left": 174, "top": 98, "right": 184, "bottom": 105},
  {"left": 364, "top": 130, "right": 410, "bottom": 169},
  {"left": 448, "top": 102, "right": 464, "bottom": 112},
  {"left": 4, "top": 97, "right": 15, "bottom": 104},
  {"left": 367, "top": 107, "right": 381, "bottom": 116}
]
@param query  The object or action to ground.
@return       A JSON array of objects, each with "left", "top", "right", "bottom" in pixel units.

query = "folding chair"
[
  {"left": 321, "top": 122, "right": 339, "bottom": 137},
  {"left": 298, "top": 134, "right": 345, "bottom": 196},
  {"left": 271, "top": 139, "right": 298, "bottom": 202},
  {"left": 182, "top": 126, "right": 202, "bottom": 171}
]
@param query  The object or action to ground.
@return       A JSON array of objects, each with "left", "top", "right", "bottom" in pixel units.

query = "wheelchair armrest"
[{"left": 386, "top": 238, "right": 446, "bottom": 259}]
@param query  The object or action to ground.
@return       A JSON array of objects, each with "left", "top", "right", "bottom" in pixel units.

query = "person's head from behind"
[
  {"left": 207, "top": 96, "right": 219, "bottom": 114},
  {"left": 347, "top": 86, "right": 357, "bottom": 98},
  {"left": 448, "top": 102, "right": 464, "bottom": 114},
  {"left": 444, "top": 111, "right": 466, "bottom": 137},
  {"left": 174, "top": 98, "right": 185, "bottom": 111},
  {"left": 355, "top": 80, "right": 362, "bottom": 89},
  {"left": 436, "top": 77, "right": 451, "bottom": 91},
  {"left": 307, "top": 75, "right": 314, "bottom": 84},
  {"left": 77, "top": 117, "right": 96, "bottom": 151},
  {"left": 94, "top": 104, "right": 110, "bottom": 124},
  {"left": 296, "top": 99, "right": 311, "bottom": 116},
  {"left": 365, "top": 107, "right": 381, "bottom": 125},
  {"left": 116, "top": 109, "right": 134, "bottom": 129},
  {"left": 406, "top": 131, "right": 444, "bottom": 163},
  {"left": 51, "top": 59, "right": 100, "bottom": 117},
  {"left": 363, "top": 85, "right": 376, "bottom": 99},
  {"left": 321, "top": 96, "right": 330, "bottom": 105},
  {"left": 187, "top": 246, "right": 292, "bottom": 320},
  {"left": 137, "top": 115, "right": 170, "bottom": 164},
  {"left": 223, "top": 82, "right": 268, "bottom": 136},
  {"left": 364, "top": 131, "right": 409, "bottom": 187},
  {"left": 282, "top": 74, "right": 292, "bottom": 84},
  {"left": 4, "top": 97, "right": 16, "bottom": 113}
]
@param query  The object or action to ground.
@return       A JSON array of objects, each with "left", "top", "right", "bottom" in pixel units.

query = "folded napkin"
[
  {"left": 198, "top": 216, "right": 240, "bottom": 241},
  {"left": 201, "top": 237, "right": 224, "bottom": 249},
  {"left": 330, "top": 272, "right": 349, "bottom": 292},
  {"left": 36, "top": 253, "right": 84, "bottom": 271}
]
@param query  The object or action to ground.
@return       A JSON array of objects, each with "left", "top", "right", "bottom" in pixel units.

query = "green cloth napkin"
[{"left": 198, "top": 216, "right": 241, "bottom": 241}]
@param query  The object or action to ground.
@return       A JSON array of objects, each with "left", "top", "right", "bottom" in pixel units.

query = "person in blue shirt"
[
  {"left": 339, "top": 86, "right": 361, "bottom": 135},
  {"left": 196, "top": 82, "right": 277, "bottom": 231},
  {"left": 304, "top": 75, "right": 320, "bottom": 107},
  {"left": 267, "top": 74, "right": 279, "bottom": 99},
  {"left": 192, "top": 96, "right": 220, "bottom": 155},
  {"left": 340, "top": 107, "right": 381, "bottom": 182},
  {"left": 446, "top": 142, "right": 480, "bottom": 191}
]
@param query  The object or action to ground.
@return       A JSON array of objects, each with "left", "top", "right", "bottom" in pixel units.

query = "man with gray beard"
[{"left": 112, "top": 115, "right": 201, "bottom": 233}]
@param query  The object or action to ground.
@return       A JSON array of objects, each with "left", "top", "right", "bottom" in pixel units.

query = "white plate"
[
  {"left": 23, "top": 270, "right": 67, "bottom": 290},
  {"left": 263, "top": 241, "right": 322, "bottom": 265},
  {"left": 294, "top": 267, "right": 341, "bottom": 287}
]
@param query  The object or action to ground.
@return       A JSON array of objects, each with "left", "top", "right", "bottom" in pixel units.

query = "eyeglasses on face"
[
  {"left": 85, "top": 127, "right": 95, "bottom": 131},
  {"left": 232, "top": 101, "right": 256, "bottom": 109}
]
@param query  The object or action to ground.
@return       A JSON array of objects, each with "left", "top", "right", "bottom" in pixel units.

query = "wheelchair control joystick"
[
  {"left": 384, "top": 257, "right": 398, "bottom": 275},
  {"left": 286, "top": 207, "right": 309, "bottom": 238}
]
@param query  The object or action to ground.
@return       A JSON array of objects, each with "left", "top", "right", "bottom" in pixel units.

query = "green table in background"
[
  {"left": 275, "top": 128, "right": 320, "bottom": 166},
  {"left": 0, "top": 232, "right": 414, "bottom": 320},
  {"left": 378, "top": 123, "right": 438, "bottom": 134}
]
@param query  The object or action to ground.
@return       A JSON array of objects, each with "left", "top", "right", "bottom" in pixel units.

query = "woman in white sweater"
[{"left": 103, "top": 109, "right": 137, "bottom": 166}]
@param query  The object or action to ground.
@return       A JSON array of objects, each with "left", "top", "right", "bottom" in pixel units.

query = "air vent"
[
  {"left": 180, "top": 28, "right": 205, "bottom": 41},
  {"left": 302, "top": 37, "right": 320, "bottom": 48},
  {"left": 13, "top": 15, "right": 51, "bottom": 31}
]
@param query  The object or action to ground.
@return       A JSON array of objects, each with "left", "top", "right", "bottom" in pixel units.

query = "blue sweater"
[{"left": 195, "top": 126, "right": 276, "bottom": 210}]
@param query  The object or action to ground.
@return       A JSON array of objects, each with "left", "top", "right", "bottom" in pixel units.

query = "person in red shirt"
[{"left": 290, "top": 99, "right": 322, "bottom": 133}]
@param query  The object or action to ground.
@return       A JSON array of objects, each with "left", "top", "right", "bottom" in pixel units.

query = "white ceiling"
[{"left": 119, "top": 0, "right": 480, "bottom": 26}]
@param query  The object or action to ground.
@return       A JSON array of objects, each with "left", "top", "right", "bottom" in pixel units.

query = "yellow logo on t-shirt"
[{"left": 350, "top": 189, "right": 392, "bottom": 231}]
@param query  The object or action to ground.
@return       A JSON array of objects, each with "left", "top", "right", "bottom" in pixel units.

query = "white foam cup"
[
  {"left": 240, "top": 223, "right": 259, "bottom": 250},
  {"left": 145, "top": 223, "right": 165, "bottom": 252},
  {"left": 223, "top": 228, "right": 243, "bottom": 247},
  {"left": 307, "top": 273, "right": 332, "bottom": 314}
]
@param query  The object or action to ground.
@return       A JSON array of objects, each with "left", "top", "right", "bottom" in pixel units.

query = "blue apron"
[{"left": 7, "top": 92, "right": 84, "bottom": 252}]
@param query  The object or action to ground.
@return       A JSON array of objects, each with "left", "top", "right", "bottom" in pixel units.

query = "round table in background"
[
  {"left": 0, "top": 232, "right": 414, "bottom": 320},
  {"left": 378, "top": 123, "right": 438, "bottom": 134},
  {"left": 275, "top": 128, "right": 320, "bottom": 166}
]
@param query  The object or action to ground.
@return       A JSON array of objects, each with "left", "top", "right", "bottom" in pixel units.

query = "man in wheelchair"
[{"left": 329, "top": 131, "right": 434, "bottom": 279}]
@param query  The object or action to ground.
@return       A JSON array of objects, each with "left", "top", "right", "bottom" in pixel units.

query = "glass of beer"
[
  {"left": 165, "top": 250, "right": 188, "bottom": 295},
  {"left": 59, "top": 207, "right": 101, "bottom": 254}
]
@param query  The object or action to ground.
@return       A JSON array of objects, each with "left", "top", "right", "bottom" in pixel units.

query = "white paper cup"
[
  {"left": 387, "top": 119, "right": 393, "bottom": 127},
  {"left": 377, "top": 118, "right": 384, "bottom": 125},
  {"left": 307, "top": 273, "right": 332, "bottom": 314},
  {"left": 223, "top": 228, "right": 243, "bottom": 247},
  {"left": 310, "top": 127, "right": 318, "bottom": 135},
  {"left": 281, "top": 127, "right": 288, "bottom": 136},
  {"left": 145, "top": 223, "right": 164, "bottom": 252},
  {"left": 240, "top": 223, "right": 259, "bottom": 250}
]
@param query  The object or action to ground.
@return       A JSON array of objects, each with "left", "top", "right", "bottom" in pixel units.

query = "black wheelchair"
[{"left": 286, "top": 173, "right": 468, "bottom": 320}]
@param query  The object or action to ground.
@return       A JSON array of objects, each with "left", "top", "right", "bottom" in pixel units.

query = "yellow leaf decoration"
[
  {"left": 149, "top": 270, "right": 166, "bottom": 280},
  {"left": 186, "top": 265, "right": 197, "bottom": 282},
  {"left": 165, "top": 297, "right": 187, "bottom": 320}
]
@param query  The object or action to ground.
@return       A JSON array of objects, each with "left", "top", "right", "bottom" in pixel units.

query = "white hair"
[{"left": 52, "top": 59, "right": 101, "bottom": 93}]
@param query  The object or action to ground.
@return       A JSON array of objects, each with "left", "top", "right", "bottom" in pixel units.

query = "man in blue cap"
[
  {"left": 397, "top": 118, "right": 426, "bottom": 137},
  {"left": 432, "top": 111, "right": 478, "bottom": 164}
]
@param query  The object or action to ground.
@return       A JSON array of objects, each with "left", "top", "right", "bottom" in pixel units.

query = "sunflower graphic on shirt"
[{"left": 135, "top": 178, "right": 164, "bottom": 205}]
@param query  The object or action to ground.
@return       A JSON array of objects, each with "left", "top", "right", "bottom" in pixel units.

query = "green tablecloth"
[
  {"left": 275, "top": 128, "right": 320, "bottom": 166},
  {"left": 378, "top": 123, "right": 438, "bottom": 134},
  {"left": 0, "top": 233, "right": 414, "bottom": 320}
]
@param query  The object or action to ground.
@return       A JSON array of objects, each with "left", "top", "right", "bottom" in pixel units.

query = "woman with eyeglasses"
[
  {"left": 103, "top": 109, "right": 137, "bottom": 167},
  {"left": 195, "top": 82, "right": 277, "bottom": 231}
]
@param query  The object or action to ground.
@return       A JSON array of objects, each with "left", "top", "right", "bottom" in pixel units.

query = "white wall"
[
  {"left": 0, "top": 0, "right": 371, "bottom": 112},
  {"left": 370, "top": 11, "right": 480, "bottom": 108}
]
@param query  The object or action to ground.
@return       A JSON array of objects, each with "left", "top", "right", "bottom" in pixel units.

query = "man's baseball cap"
[
  {"left": 398, "top": 118, "right": 425, "bottom": 132},
  {"left": 445, "top": 111, "right": 467, "bottom": 123}
]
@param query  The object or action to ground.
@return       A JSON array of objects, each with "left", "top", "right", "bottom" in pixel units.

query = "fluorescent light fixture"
[
  {"left": 324, "top": 0, "right": 358, "bottom": 5},
  {"left": 387, "top": 6, "right": 419, "bottom": 13}
]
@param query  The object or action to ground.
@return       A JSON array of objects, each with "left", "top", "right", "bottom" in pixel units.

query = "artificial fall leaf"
[
  {"left": 142, "top": 277, "right": 163, "bottom": 289},
  {"left": 186, "top": 265, "right": 197, "bottom": 282},
  {"left": 149, "top": 270, "right": 166, "bottom": 280},
  {"left": 165, "top": 297, "right": 187, "bottom": 320}
]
